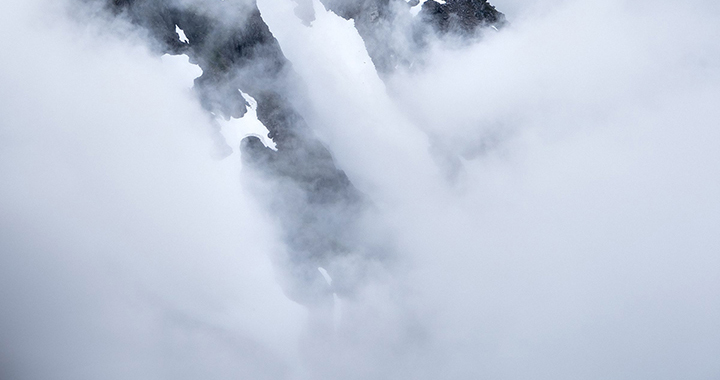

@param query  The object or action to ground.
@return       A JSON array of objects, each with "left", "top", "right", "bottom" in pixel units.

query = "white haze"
[{"left": 2, "top": 0, "right": 720, "bottom": 379}]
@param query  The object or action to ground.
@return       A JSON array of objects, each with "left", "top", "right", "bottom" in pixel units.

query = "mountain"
[{"left": 100, "top": 0, "right": 504, "bottom": 306}]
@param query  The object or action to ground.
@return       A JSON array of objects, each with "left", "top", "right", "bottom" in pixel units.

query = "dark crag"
[
  {"left": 420, "top": 0, "right": 504, "bottom": 34},
  {"left": 317, "top": 0, "right": 505, "bottom": 75}
]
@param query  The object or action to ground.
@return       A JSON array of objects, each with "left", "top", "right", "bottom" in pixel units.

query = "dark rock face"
[
  {"left": 420, "top": 0, "right": 505, "bottom": 34},
  {"left": 318, "top": 0, "right": 505, "bottom": 75},
  {"left": 98, "top": 0, "right": 504, "bottom": 306}
]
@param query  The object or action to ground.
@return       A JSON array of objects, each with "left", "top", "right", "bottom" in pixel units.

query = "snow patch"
[
  {"left": 175, "top": 25, "right": 189, "bottom": 44},
  {"left": 318, "top": 267, "right": 342, "bottom": 330},
  {"left": 217, "top": 90, "right": 277, "bottom": 156},
  {"left": 410, "top": 0, "right": 427, "bottom": 16},
  {"left": 317, "top": 267, "right": 332, "bottom": 285}
]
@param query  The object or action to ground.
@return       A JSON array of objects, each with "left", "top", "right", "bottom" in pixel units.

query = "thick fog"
[{"left": 1, "top": 0, "right": 720, "bottom": 379}]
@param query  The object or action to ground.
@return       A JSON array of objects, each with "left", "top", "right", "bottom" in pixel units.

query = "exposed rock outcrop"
[{"left": 319, "top": 0, "right": 505, "bottom": 75}]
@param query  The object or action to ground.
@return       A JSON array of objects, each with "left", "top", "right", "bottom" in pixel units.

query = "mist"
[{"left": 2, "top": 0, "right": 720, "bottom": 379}]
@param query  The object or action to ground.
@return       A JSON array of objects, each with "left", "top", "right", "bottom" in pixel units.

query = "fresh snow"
[
  {"left": 317, "top": 267, "right": 333, "bottom": 285},
  {"left": 410, "top": 0, "right": 426, "bottom": 16},
  {"left": 159, "top": 51, "right": 275, "bottom": 157},
  {"left": 175, "top": 25, "right": 189, "bottom": 44},
  {"left": 217, "top": 90, "right": 277, "bottom": 156},
  {"left": 318, "top": 267, "right": 342, "bottom": 330}
]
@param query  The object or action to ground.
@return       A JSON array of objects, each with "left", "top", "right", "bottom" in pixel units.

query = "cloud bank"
[{"left": 1, "top": 0, "right": 720, "bottom": 379}]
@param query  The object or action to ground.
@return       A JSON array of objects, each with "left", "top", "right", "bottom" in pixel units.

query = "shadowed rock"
[{"left": 319, "top": 0, "right": 505, "bottom": 75}]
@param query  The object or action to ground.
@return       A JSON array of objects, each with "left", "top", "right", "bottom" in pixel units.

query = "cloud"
[
  {"left": 0, "top": 1, "right": 303, "bottom": 379},
  {"left": 261, "top": 0, "right": 720, "bottom": 378},
  {"left": 1, "top": 0, "right": 720, "bottom": 379}
]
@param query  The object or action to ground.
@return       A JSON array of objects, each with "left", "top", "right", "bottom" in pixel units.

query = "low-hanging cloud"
[
  {"left": 0, "top": 2, "right": 304, "bottom": 379},
  {"left": 262, "top": 0, "right": 720, "bottom": 378},
  {"left": 2, "top": 0, "right": 720, "bottom": 379}
]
